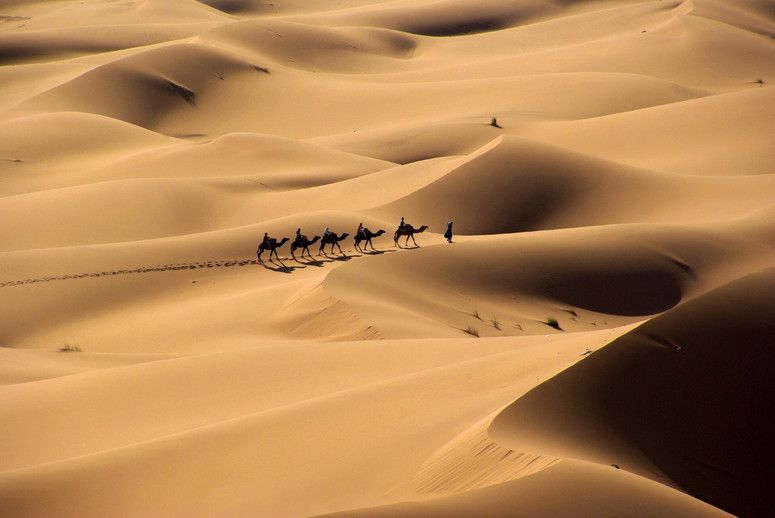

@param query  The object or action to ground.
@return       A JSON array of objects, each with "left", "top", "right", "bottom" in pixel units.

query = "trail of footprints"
[{"left": 0, "top": 258, "right": 265, "bottom": 288}]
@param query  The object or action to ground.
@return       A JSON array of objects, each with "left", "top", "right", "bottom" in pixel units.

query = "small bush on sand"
[
  {"left": 492, "top": 319, "right": 501, "bottom": 330},
  {"left": 545, "top": 318, "right": 562, "bottom": 331},
  {"left": 58, "top": 344, "right": 82, "bottom": 352},
  {"left": 464, "top": 326, "right": 480, "bottom": 337}
]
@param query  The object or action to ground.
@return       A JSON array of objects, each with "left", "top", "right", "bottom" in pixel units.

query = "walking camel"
[
  {"left": 319, "top": 233, "right": 349, "bottom": 256},
  {"left": 394, "top": 224, "right": 428, "bottom": 247},
  {"left": 257, "top": 237, "right": 289, "bottom": 262},
  {"left": 354, "top": 229, "right": 385, "bottom": 252},
  {"left": 291, "top": 235, "right": 320, "bottom": 260}
]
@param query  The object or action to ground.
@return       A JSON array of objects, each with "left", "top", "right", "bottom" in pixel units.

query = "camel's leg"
[
  {"left": 257, "top": 247, "right": 263, "bottom": 261},
  {"left": 335, "top": 242, "right": 343, "bottom": 255},
  {"left": 405, "top": 235, "right": 411, "bottom": 246},
  {"left": 411, "top": 234, "right": 418, "bottom": 246},
  {"left": 273, "top": 248, "right": 285, "bottom": 265}
]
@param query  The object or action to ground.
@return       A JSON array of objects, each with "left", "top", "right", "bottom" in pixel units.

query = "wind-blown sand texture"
[{"left": 1, "top": 0, "right": 773, "bottom": 516}]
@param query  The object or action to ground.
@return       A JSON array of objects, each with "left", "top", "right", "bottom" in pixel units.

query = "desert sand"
[{"left": 0, "top": 0, "right": 773, "bottom": 516}]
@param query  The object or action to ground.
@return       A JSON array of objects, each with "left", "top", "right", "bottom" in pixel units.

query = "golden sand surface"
[{"left": 1, "top": 1, "right": 773, "bottom": 516}]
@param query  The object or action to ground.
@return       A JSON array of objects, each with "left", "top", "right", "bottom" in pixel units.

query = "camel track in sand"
[
  {"left": 0, "top": 258, "right": 264, "bottom": 287},
  {"left": 0, "top": 247, "right": 405, "bottom": 288}
]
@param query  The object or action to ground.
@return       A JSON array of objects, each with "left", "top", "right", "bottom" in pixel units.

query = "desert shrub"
[{"left": 545, "top": 318, "right": 562, "bottom": 331}]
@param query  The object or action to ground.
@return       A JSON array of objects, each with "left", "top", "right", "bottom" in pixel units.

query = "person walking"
[{"left": 444, "top": 221, "right": 453, "bottom": 243}]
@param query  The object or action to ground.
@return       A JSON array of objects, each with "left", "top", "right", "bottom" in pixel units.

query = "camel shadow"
[
  {"left": 298, "top": 258, "right": 331, "bottom": 267},
  {"left": 259, "top": 260, "right": 297, "bottom": 273}
]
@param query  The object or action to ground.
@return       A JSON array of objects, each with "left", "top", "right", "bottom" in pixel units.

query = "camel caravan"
[{"left": 257, "top": 217, "right": 437, "bottom": 262}]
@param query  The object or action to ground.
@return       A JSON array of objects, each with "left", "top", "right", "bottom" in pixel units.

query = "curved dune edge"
[
  {"left": 324, "top": 211, "right": 775, "bottom": 339},
  {"left": 318, "top": 459, "right": 731, "bottom": 518},
  {"left": 489, "top": 268, "right": 775, "bottom": 517},
  {"left": 409, "top": 411, "right": 558, "bottom": 495}
]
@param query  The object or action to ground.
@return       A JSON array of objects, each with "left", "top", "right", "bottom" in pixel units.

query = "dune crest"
[{"left": 490, "top": 269, "right": 775, "bottom": 517}]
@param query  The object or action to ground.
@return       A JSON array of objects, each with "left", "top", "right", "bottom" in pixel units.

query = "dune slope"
[{"left": 491, "top": 269, "right": 775, "bottom": 517}]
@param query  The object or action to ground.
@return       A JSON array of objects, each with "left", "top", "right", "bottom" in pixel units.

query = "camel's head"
[
  {"left": 340, "top": 233, "right": 350, "bottom": 240},
  {"left": 418, "top": 225, "right": 429, "bottom": 232},
  {"left": 374, "top": 229, "right": 386, "bottom": 236}
]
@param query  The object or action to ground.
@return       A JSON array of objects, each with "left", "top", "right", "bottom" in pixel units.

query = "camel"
[
  {"left": 319, "top": 232, "right": 349, "bottom": 256},
  {"left": 354, "top": 229, "right": 385, "bottom": 252},
  {"left": 257, "top": 237, "right": 289, "bottom": 262},
  {"left": 291, "top": 235, "right": 320, "bottom": 260},
  {"left": 394, "top": 224, "right": 428, "bottom": 247}
]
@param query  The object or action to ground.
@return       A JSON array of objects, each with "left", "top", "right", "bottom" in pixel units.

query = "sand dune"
[
  {"left": 14, "top": 42, "right": 268, "bottom": 129},
  {"left": 296, "top": 0, "right": 563, "bottom": 37},
  {"left": 323, "top": 459, "right": 731, "bottom": 518},
  {"left": 0, "top": 332, "right": 628, "bottom": 516},
  {"left": 1, "top": 0, "right": 772, "bottom": 516},
  {"left": 326, "top": 211, "right": 775, "bottom": 338},
  {"left": 369, "top": 136, "right": 775, "bottom": 233},
  {"left": 199, "top": 20, "right": 419, "bottom": 73},
  {"left": 490, "top": 269, "right": 775, "bottom": 517},
  {"left": 528, "top": 87, "right": 775, "bottom": 175}
]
